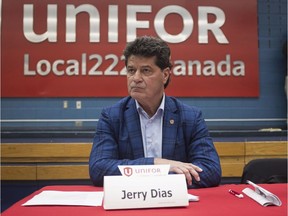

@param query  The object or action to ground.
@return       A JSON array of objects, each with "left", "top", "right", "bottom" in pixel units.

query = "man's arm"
[
  {"left": 89, "top": 108, "right": 154, "bottom": 186},
  {"left": 184, "top": 108, "right": 222, "bottom": 188},
  {"left": 156, "top": 106, "right": 221, "bottom": 188}
]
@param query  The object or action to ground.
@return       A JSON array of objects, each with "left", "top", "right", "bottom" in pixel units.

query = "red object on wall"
[{"left": 1, "top": 0, "right": 259, "bottom": 97}]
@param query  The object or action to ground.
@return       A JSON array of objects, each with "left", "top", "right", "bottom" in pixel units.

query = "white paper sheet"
[{"left": 22, "top": 190, "right": 104, "bottom": 207}]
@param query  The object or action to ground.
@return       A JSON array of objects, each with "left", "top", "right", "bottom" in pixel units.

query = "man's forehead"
[{"left": 127, "top": 55, "right": 157, "bottom": 66}]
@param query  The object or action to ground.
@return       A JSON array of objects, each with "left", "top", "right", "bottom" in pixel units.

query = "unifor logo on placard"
[{"left": 123, "top": 167, "right": 133, "bottom": 177}]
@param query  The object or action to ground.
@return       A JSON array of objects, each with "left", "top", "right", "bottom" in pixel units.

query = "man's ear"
[{"left": 163, "top": 68, "right": 171, "bottom": 88}]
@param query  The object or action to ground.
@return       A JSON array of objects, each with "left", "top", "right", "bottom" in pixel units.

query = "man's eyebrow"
[
  {"left": 127, "top": 65, "right": 152, "bottom": 68},
  {"left": 141, "top": 65, "right": 153, "bottom": 68}
]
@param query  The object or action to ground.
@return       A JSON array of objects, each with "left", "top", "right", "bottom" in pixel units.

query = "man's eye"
[
  {"left": 142, "top": 68, "right": 152, "bottom": 75},
  {"left": 127, "top": 69, "right": 135, "bottom": 74}
]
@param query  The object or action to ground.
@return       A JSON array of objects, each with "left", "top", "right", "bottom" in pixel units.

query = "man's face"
[{"left": 126, "top": 55, "right": 170, "bottom": 106}]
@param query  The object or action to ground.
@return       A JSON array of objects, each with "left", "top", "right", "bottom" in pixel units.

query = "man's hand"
[{"left": 154, "top": 158, "right": 203, "bottom": 186}]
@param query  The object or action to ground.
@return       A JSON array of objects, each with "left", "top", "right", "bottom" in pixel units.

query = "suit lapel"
[
  {"left": 162, "top": 96, "right": 179, "bottom": 159},
  {"left": 124, "top": 98, "right": 145, "bottom": 159}
]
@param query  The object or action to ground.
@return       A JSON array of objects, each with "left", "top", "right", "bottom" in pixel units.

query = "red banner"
[{"left": 1, "top": 0, "right": 259, "bottom": 97}]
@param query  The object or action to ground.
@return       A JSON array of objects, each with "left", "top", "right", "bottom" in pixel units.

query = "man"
[{"left": 89, "top": 36, "right": 221, "bottom": 188}]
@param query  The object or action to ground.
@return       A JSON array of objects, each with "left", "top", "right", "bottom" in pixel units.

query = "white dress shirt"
[{"left": 136, "top": 95, "right": 165, "bottom": 158}]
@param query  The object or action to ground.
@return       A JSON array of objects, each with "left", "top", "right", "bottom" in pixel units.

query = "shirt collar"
[{"left": 136, "top": 94, "right": 165, "bottom": 117}]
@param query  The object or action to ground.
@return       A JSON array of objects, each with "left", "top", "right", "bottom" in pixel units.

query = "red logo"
[{"left": 123, "top": 167, "right": 133, "bottom": 177}]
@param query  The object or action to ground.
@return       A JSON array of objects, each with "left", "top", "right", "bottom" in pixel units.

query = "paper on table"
[
  {"left": 22, "top": 190, "right": 104, "bottom": 207},
  {"left": 242, "top": 180, "right": 282, "bottom": 207}
]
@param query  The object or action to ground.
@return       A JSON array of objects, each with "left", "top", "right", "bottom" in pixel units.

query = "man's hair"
[{"left": 123, "top": 36, "right": 173, "bottom": 88}]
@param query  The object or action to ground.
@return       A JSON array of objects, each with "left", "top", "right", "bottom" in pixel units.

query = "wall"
[{"left": 1, "top": 0, "right": 287, "bottom": 132}]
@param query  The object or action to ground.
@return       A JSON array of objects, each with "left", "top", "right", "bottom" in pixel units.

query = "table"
[{"left": 2, "top": 184, "right": 287, "bottom": 216}]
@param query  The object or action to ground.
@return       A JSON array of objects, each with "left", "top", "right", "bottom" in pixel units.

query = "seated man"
[{"left": 89, "top": 35, "right": 221, "bottom": 188}]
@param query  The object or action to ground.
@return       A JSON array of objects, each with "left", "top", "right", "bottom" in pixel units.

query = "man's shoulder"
[
  {"left": 166, "top": 96, "right": 201, "bottom": 114},
  {"left": 103, "top": 96, "right": 134, "bottom": 115},
  {"left": 166, "top": 96, "right": 206, "bottom": 128},
  {"left": 112, "top": 96, "right": 133, "bottom": 108}
]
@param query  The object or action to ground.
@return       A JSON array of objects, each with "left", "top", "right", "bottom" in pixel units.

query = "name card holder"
[{"left": 103, "top": 174, "right": 188, "bottom": 210}]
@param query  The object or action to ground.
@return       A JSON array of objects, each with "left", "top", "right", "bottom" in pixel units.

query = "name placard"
[
  {"left": 118, "top": 164, "right": 170, "bottom": 177},
  {"left": 103, "top": 174, "right": 188, "bottom": 210}
]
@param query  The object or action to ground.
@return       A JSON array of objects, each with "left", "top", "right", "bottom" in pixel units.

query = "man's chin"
[{"left": 130, "top": 91, "right": 144, "bottom": 100}]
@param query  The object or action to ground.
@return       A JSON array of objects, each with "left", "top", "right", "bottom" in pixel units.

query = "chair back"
[{"left": 241, "top": 158, "right": 287, "bottom": 184}]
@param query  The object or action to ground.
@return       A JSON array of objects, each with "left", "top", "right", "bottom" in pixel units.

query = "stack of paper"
[{"left": 22, "top": 190, "right": 104, "bottom": 207}]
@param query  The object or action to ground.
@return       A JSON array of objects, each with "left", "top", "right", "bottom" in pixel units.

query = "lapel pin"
[{"left": 170, "top": 119, "right": 174, "bottom": 125}]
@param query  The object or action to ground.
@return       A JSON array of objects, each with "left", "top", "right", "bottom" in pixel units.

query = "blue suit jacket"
[{"left": 89, "top": 96, "right": 221, "bottom": 188}]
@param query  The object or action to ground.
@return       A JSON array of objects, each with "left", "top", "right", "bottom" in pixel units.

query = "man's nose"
[{"left": 133, "top": 70, "right": 142, "bottom": 81}]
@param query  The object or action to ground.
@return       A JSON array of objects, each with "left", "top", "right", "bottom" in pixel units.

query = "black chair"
[{"left": 241, "top": 158, "right": 287, "bottom": 184}]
